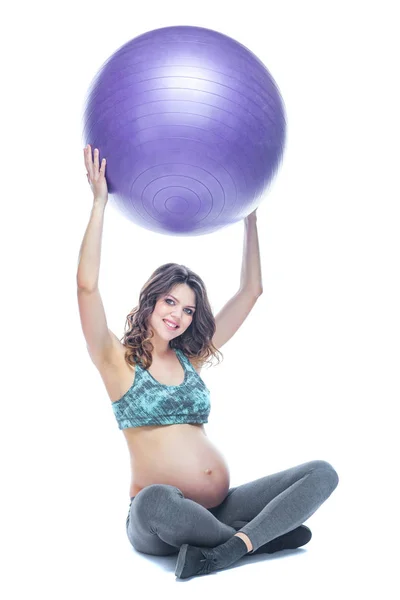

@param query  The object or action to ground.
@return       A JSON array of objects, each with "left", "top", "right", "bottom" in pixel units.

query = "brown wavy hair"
[{"left": 119, "top": 263, "right": 223, "bottom": 370}]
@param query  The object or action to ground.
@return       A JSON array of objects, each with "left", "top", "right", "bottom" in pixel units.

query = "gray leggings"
[{"left": 126, "top": 459, "right": 339, "bottom": 556}]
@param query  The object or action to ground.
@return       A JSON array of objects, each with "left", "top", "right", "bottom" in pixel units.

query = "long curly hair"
[{"left": 119, "top": 263, "right": 223, "bottom": 370}]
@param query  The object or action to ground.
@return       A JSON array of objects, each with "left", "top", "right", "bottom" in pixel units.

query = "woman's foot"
[
  {"left": 175, "top": 536, "right": 249, "bottom": 579},
  {"left": 175, "top": 544, "right": 219, "bottom": 579},
  {"left": 254, "top": 525, "right": 312, "bottom": 554}
]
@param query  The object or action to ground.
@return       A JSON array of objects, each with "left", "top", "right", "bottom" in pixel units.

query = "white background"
[{"left": 1, "top": 0, "right": 399, "bottom": 598}]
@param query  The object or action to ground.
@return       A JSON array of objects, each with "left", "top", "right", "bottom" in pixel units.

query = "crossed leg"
[{"left": 126, "top": 459, "right": 339, "bottom": 556}]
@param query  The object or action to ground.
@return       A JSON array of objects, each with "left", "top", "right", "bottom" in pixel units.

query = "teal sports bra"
[{"left": 111, "top": 348, "right": 211, "bottom": 429}]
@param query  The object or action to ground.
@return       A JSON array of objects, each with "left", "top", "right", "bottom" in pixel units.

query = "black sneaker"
[
  {"left": 175, "top": 544, "right": 219, "bottom": 579},
  {"left": 253, "top": 525, "right": 312, "bottom": 554}
]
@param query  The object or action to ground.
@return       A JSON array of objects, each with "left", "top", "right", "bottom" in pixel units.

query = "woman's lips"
[{"left": 163, "top": 319, "right": 179, "bottom": 329}]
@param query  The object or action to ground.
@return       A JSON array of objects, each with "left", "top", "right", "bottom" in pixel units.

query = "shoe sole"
[{"left": 175, "top": 544, "right": 189, "bottom": 578}]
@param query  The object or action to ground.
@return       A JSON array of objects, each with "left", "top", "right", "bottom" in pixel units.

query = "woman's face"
[{"left": 149, "top": 283, "right": 197, "bottom": 339}]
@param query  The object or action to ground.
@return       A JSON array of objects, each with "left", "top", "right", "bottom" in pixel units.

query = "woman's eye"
[{"left": 165, "top": 298, "right": 193, "bottom": 316}]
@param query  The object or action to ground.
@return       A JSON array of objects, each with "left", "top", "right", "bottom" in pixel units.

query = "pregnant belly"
[{"left": 126, "top": 424, "right": 231, "bottom": 508}]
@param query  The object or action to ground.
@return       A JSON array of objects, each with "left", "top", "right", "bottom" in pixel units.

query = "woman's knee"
[
  {"left": 133, "top": 484, "right": 184, "bottom": 518},
  {"left": 138, "top": 483, "right": 184, "bottom": 500},
  {"left": 310, "top": 460, "right": 339, "bottom": 494}
]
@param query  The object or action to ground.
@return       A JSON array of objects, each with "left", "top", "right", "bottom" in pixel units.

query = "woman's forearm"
[
  {"left": 76, "top": 201, "right": 106, "bottom": 290},
  {"left": 240, "top": 215, "right": 263, "bottom": 294}
]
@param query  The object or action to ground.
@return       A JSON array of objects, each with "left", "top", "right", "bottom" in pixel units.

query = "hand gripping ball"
[{"left": 83, "top": 26, "right": 286, "bottom": 236}]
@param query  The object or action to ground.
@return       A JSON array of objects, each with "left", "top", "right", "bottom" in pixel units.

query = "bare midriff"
[{"left": 122, "top": 423, "right": 231, "bottom": 509}]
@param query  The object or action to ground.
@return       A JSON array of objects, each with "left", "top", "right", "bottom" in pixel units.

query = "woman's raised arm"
[
  {"left": 77, "top": 145, "right": 108, "bottom": 290},
  {"left": 77, "top": 146, "right": 117, "bottom": 365}
]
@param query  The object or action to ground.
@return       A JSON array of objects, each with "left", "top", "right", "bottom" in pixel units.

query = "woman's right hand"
[{"left": 84, "top": 144, "right": 108, "bottom": 204}]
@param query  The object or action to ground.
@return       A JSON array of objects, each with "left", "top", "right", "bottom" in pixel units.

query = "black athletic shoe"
[
  {"left": 175, "top": 544, "right": 219, "bottom": 579},
  {"left": 253, "top": 525, "right": 312, "bottom": 554}
]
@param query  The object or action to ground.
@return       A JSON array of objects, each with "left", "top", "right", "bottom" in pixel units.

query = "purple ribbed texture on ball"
[{"left": 83, "top": 26, "right": 286, "bottom": 236}]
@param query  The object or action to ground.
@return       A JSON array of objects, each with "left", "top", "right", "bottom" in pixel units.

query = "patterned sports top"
[{"left": 111, "top": 348, "right": 211, "bottom": 429}]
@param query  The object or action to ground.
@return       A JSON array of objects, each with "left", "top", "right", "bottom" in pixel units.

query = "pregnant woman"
[{"left": 77, "top": 145, "right": 339, "bottom": 579}]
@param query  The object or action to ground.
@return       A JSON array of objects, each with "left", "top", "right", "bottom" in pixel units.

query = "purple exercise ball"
[{"left": 83, "top": 26, "right": 286, "bottom": 236}]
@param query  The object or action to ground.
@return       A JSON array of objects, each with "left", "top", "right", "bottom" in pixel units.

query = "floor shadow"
[{"left": 131, "top": 545, "right": 308, "bottom": 578}]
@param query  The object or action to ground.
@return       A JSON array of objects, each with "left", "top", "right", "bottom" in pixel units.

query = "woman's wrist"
[
  {"left": 93, "top": 195, "right": 108, "bottom": 207},
  {"left": 245, "top": 215, "right": 257, "bottom": 226}
]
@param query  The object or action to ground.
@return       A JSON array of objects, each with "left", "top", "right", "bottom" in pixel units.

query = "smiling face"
[{"left": 148, "top": 283, "right": 197, "bottom": 345}]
